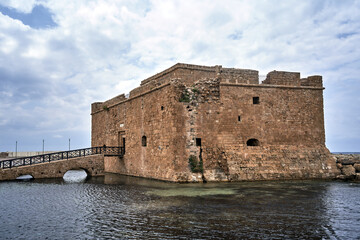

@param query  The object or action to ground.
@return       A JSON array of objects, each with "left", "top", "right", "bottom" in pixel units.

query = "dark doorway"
[
  {"left": 196, "top": 138, "right": 202, "bottom": 147},
  {"left": 118, "top": 131, "right": 125, "bottom": 148},
  {"left": 142, "top": 136, "right": 147, "bottom": 147}
]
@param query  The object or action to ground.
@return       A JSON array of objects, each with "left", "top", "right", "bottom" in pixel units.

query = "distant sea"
[{"left": 332, "top": 152, "right": 360, "bottom": 154}]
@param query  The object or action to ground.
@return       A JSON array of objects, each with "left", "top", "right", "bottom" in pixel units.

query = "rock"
[
  {"left": 333, "top": 154, "right": 360, "bottom": 165},
  {"left": 336, "top": 163, "right": 343, "bottom": 169},
  {"left": 341, "top": 165, "right": 356, "bottom": 177},
  {"left": 336, "top": 175, "right": 347, "bottom": 180},
  {"left": 356, "top": 173, "right": 360, "bottom": 181},
  {"left": 354, "top": 163, "right": 360, "bottom": 172}
]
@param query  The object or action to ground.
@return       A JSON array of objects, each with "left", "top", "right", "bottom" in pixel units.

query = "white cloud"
[{"left": 0, "top": 0, "right": 37, "bottom": 13}]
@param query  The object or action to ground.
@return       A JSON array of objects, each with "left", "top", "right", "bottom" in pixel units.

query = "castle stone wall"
[{"left": 91, "top": 63, "right": 339, "bottom": 182}]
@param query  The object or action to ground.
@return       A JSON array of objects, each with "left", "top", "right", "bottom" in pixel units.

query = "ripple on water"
[
  {"left": 147, "top": 187, "right": 236, "bottom": 197},
  {"left": 0, "top": 176, "right": 359, "bottom": 239}
]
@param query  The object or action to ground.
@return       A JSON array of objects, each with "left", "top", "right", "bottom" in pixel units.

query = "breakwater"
[{"left": 333, "top": 154, "right": 360, "bottom": 180}]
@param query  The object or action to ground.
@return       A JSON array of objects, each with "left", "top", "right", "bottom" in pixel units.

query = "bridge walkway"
[{"left": 0, "top": 146, "right": 124, "bottom": 169}]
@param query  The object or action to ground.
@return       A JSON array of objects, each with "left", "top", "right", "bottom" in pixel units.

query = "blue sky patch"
[
  {"left": 336, "top": 32, "right": 357, "bottom": 39},
  {"left": 0, "top": 4, "right": 57, "bottom": 29},
  {"left": 228, "top": 31, "right": 243, "bottom": 40}
]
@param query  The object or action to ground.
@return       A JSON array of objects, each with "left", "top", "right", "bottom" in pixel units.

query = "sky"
[{"left": 0, "top": 0, "right": 359, "bottom": 152}]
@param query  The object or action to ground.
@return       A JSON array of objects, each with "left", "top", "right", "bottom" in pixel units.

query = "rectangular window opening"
[
  {"left": 253, "top": 97, "right": 260, "bottom": 104},
  {"left": 142, "top": 136, "right": 147, "bottom": 147},
  {"left": 196, "top": 138, "right": 202, "bottom": 147},
  {"left": 238, "top": 116, "right": 241, "bottom": 122}
]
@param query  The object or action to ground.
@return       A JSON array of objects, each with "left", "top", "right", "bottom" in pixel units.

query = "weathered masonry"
[{"left": 91, "top": 63, "right": 340, "bottom": 182}]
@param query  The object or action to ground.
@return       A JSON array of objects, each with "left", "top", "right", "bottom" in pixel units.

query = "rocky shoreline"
[{"left": 333, "top": 154, "right": 360, "bottom": 180}]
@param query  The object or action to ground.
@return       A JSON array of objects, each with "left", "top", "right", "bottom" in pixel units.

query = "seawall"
[{"left": 333, "top": 154, "right": 360, "bottom": 180}]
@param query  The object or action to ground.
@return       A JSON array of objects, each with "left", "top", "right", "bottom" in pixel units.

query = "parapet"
[
  {"left": 92, "top": 64, "right": 324, "bottom": 113},
  {"left": 262, "top": 71, "right": 323, "bottom": 87},
  {"left": 104, "top": 94, "right": 127, "bottom": 107},
  {"left": 262, "top": 71, "right": 301, "bottom": 86},
  {"left": 220, "top": 67, "right": 259, "bottom": 84},
  {"left": 300, "top": 75, "right": 323, "bottom": 87},
  {"left": 91, "top": 94, "right": 127, "bottom": 113},
  {"left": 91, "top": 102, "right": 103, "bottom": 113},
  {"left": 129, "top": 63, "right": 260, "bottom": 98},
  {"left": 140, "top": 63, "right": 215, "bottom": 86}
]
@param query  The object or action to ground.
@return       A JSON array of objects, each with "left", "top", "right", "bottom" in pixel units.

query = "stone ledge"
[{"left": 220, "top": 82, "right": 324, "bottom": 90}]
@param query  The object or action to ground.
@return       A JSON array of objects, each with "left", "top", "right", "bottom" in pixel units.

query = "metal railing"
[{"left": 0, "top": 146, "right": 124, "bottom": 169}]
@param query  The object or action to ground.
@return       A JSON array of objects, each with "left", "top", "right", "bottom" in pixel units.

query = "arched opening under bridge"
[{"left": 63, "top": 169, "right": 88, "bottom": 183}]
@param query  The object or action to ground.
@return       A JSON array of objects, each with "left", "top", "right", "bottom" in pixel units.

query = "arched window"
[
  {"left": 142, "top": 136, "right": 147, "bottom": 147},
  {"left": 246, "top": 138, "right": 260, "bottom": 146}
]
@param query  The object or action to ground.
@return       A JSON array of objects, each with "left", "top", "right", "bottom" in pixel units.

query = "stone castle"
[{"left": 91, "top": 63, "right": 340, "bottom": 182}]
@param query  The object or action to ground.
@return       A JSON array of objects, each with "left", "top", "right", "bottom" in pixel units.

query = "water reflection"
[
  {"left": 16, "top": 174, "right": 34, "bottom": 180},
  {"left": 0, "top": 174, "right": 359, "bottom": 239},
  {"left": 63, "top": 169, "right": 88, "bottom": 183}
]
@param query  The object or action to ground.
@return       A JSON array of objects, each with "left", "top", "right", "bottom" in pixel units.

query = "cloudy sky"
[{"left": 0, "top": 0, "right": 359, "bottom": 152}]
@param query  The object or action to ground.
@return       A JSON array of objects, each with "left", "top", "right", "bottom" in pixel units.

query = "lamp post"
[
  {"left": 69, "top": 138, "right": 71, "bottom": 151},
  {"left": 15, "top": 141, "right": 17, "bottom": 158},
  {"left": 42, "top": 139, "right": 44, "bottom": 154}
]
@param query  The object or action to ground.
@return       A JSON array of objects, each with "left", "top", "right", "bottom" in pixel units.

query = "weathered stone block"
[
  {"left": 341, "top": 165, "right": 356, "bottom": 177},
  {"left": 354, "top": 163, "right": 360, "bottom": 172}
]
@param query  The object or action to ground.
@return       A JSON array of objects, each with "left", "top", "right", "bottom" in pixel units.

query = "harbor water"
[{"left": 0, "top": 173, "right": 359, "bottom": 239}]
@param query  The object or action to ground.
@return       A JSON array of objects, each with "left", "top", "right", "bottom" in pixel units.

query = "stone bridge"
[{"left": 0, "top": 146, "right": 123, "bottom": 181}]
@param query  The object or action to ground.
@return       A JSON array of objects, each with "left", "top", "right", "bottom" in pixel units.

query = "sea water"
[{"left": 0, "top": 173, "right": 359, "bottom": 239}]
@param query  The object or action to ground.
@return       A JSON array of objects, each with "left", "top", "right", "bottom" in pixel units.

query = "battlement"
[
  {"left": 262, "top": 71, "right": 301, "bottom": 86},
  {"left": 262, "top": 70, "right": 323, "bottom": 87},
  {"left": 220, "top": 67, "right": 259, "bottom": 84},
  {"left": 130, "top": 63, "right": 260, "bottom": 98},
  {"left": 301, "top": 75, "right": 323, "bottom": 87},
  {"left": 91, "top": 94, "right": 127, "bottom": 113},
  {"left": 140, "top": 63, "right": 216, "bottom": 86},
  {"left": 92, "top": 63, "right": 324, "bottom": 114}
]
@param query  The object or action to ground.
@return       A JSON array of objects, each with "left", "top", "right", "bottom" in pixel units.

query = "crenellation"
[
  {"left": 220, "top": 68, "right": 259, "bottom": 84},
  {"left": 262, "top": 70, "right": 301, "bottom": 86},
  {"left": 301, "top": 75, "right": 323, "bottom": 87},
  {"left": 103, "top": 94, "right": 126, "bottom": 107},
  {"left": 91, "top": 102, "right": 103, "bottom": 113}
]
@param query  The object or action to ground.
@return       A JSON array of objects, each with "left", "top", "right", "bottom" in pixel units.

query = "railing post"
[
  {"left": 9, "top": 160, "right": 12, "bottom": 169},
  {"left": 30, "top": 157, "right": 32, "bottom": 165}
]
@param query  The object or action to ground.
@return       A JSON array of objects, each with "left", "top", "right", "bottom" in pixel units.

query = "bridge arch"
[
  {"left": 0, "top": 152, "right": 105, "bottom": 181},
  {"left": 63, "top": 168, "right": 89, "bottom": 182},
  {"left": 16, "top": 174, "right": 34, "bottom": 180}
]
